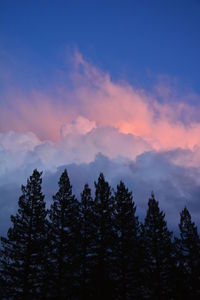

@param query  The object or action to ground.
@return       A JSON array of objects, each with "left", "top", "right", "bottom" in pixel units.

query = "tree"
[
  {"left": 92, "top": 173, "right": 115, "bottom": 300},
  {"left": 48, "top": 169, "right": 81, "bottom": 299},
  {"left": 79, "top": 184, "right": 96, "bottom": 300},
  {"left": 113, "top": 181, "right": 141, "bottom": 300},
  {"left": 141, "top": 193, "right": 173, "bottom": 299},
  {"left": 175, "top": 207, "right": 200, "bottom": 298},
  {"left": 0, "top": 169, "right": 47, "bottom": 299}
]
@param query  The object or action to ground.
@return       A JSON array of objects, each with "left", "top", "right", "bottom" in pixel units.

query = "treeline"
[{"left": 0, "top": 169, "right": 200, "bottom": 299}]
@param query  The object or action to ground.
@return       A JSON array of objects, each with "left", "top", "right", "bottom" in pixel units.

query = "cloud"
[
  {"left": 60, "top": 116, "right": 96, "bottom": 137},
  {"left": 0, "top": 131, "right": 40, "bottom": 181},
  {"left": 1, "top": 51, "right": 200, "bottom": 234},
  {"left": 1, "top": 51, "right": 200, "bottom": 151},
  {"left": 1, "top": 151, "right": 200, "bottom": 236},
  {"left": 0, "top": 125, "right": 151, "bottom": 184}
]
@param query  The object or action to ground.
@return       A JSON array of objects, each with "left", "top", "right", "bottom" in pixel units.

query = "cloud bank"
[
  {"left": 0, "top": 51, "right": 200, "bottom": 234},
  {"left": 1, "top": 51, "right": 200, "bottom": 150}
]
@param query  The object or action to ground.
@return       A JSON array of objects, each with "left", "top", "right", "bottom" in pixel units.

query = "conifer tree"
[
  {"left": 92, "top": 173, "right": 115, "bottom": 300},
  {"left": 175, "top": 207, "right": 200, "bottom": 298},
  {"left": 113, "top": 181, "right": 141, "bottom": 300},
  {"left": 48, "top": 169, "right": 81, "bottom": 299},
  {"left": 141, "top": 193, "right": 173, "bottom": 299},
  {"left": 0, "top": 169, "right": 47, "bottom": 299},
  {"left": 79, "top": 184, "right": 96, "bottom": 300}
]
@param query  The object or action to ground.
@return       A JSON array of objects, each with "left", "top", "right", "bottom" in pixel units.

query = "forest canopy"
[{"left": 0, "top": 169, "right": 200, "bottom": 299}]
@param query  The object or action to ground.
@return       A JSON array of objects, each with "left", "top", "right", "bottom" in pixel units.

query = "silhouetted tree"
[
  {"left": 0, "top": 169, "right": 47, "bottom": 299},
  {"left": 92, "top": 173, "right": 115, "bottom": 300},
  {"left": 174, "top": 207, "right": 200, "bottom": 298},
  {"left": 48, "top": 169, "right": 81, "bottom": 299},
  {"left": 141, "top": 193, "right": 173, "bottom": 299},
  {"left": 113, "top": 181, "right": 141, "bottom": 300},
  {"left": 1, "top": 169, "right": 200, "bottom": 300},
  {"left": 79, "top": 184, "right": 96, "bottom": 300}
]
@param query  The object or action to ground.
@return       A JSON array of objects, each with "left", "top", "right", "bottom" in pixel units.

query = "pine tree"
[
  {"left": 113, "top": 181, "right": 141, "bottom": 300},
  {"left": 175, "top": 207, "right": 200, "bottom": 298},
  {"left": 92, "top": 173, "right": 115, "bottom": 300},
  {"left": 141, "top": 193, "right": 173, "bottom": 300},
  {"left": 0, "top": 169, "right": 47, "bottom": 299},
  {"left": 48, "top": 169, "right": 81, "bottom": 299},
  {"left": 79, "top": 184, "right": 96, "bottom": 300}
]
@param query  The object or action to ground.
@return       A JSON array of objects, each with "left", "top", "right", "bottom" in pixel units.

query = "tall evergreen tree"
[
  {"left": 92, "top": 173, "right": 115, "bottom": 300},
  {"left": 175, "top": 207, "right": 200, "bottom": 298},
  {"left": 48, "top": 169, "right": 81, "bottom": 299},
  {"left": 0, "top": 169, "right": 47, "bottom": 299},
  {"left": 79, "top": 184, "right": 96, "bottom": 300},
  {"left": 113, "top": 181, "right": 141, "bottom": 300},
  {"left": 141, "top": 193, "right": 173, "bottom": 300}
]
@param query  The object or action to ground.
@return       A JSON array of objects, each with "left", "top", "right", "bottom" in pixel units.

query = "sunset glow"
[{"left": 1, "top": 53, "right": 200, "bottom": 154}]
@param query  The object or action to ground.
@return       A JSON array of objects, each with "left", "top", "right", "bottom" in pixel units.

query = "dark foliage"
[
  {"left": 91, "top": 173, "right": 116, "bottom": 300},
  {"left": 174, "top": 207, "right": 200, "bottom": 298},
  {"left": 47, "top": 169, "right": 81, "bottom": 299},
  {"left": 0, "top": 170, "right": 200, "bottom": 299},
  {"left": 113, "top": 181, "right": 141, "bottom": 300},
  {"left": 79, "top": 183, "right": 96, "bottom": 300},
  {"left": 141, "top": 193, "right": 173, "bottom": 299},
  {"left": 0, "top": 169, "right": 47, "bottom": 299}
]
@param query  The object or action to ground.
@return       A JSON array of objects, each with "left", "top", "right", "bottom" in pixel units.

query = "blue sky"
[{"left": 1, "top": 0, "right": 200, "bottom": 93}]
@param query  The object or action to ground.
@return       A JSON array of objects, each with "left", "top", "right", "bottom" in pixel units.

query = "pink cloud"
[{"left": 1, "top": 50, "right": 200, "bottom": 153}]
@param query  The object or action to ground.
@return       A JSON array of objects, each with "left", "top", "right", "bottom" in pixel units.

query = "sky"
[{"left": 1, "top": 0, "right": 200, "bottom": 234}]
